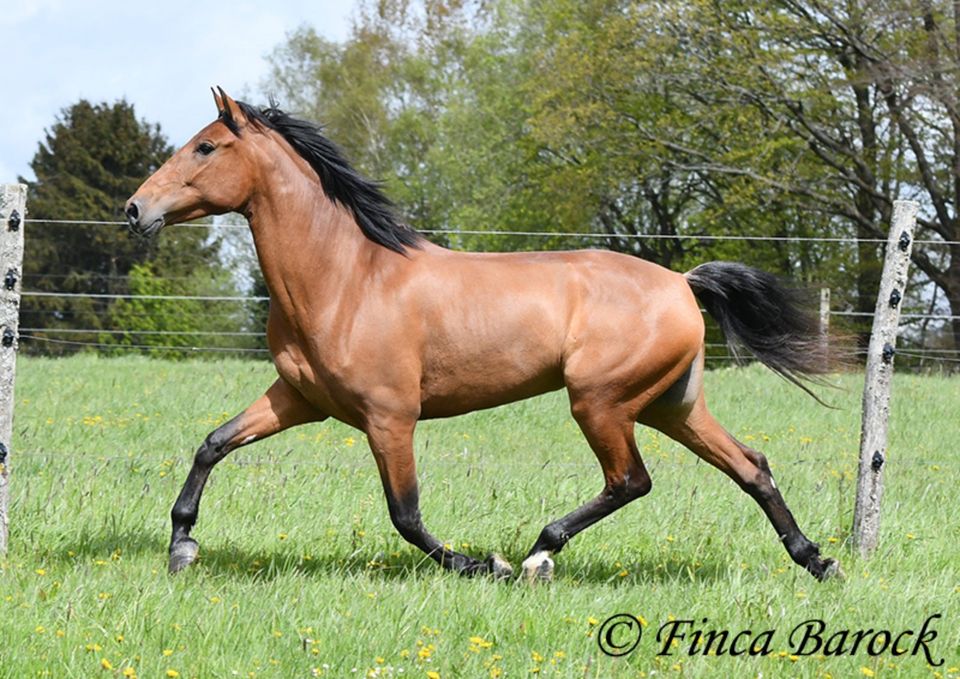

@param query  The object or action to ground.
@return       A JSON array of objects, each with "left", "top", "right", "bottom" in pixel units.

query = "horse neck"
[{"left": 242, "top": 140, "right": 374, "bottom": 317}]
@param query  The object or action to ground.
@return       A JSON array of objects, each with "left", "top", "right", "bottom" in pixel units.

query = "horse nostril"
[{"left": 125, "top": 201, "right": 140, "bottom": 223}]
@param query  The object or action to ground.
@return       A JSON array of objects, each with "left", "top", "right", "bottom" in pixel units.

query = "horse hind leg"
[
  {"left": 521, "top": 398, "right": 652, "bottom": 582},
  {"left": 639, "top": 398, "right": 841, "bottom": 581}
]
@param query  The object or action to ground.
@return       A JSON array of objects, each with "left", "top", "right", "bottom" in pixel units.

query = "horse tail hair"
[{"left": 685, "top": 261, "right": 838, "bottom": 402}]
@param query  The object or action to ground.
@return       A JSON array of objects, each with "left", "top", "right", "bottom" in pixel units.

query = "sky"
[{"left": 2, "top": 0, "right": 354, "bottom": 184}]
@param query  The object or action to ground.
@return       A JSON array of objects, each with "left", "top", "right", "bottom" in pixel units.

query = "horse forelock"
[{"left": 233, "top": 100, "right": 422, "bottom": 255}]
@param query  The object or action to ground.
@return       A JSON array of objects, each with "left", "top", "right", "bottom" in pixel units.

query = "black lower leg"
[
  {"left": 170, "top": 424, "right": 238, "bottom": 550},
  {"left": 740, "top": 448, "right": 834, "bottom": 580},
  {"left": 386, "top": 489, "right": 488, "bottom": 575},
  {"left": 526, "top": 478, "right": 651, "bottom": 558}
]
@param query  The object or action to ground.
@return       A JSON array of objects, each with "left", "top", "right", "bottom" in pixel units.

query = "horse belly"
[{"left": 418, "top": 337, "right": 564, "bottom": 418}]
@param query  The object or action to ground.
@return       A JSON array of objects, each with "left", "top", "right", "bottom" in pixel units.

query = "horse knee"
[
  {"left": 195, "top": 430, "right": 231, "bottom": 467},
  {"left": 389, "top": 505, "right": 425, "bottom": 543},
  {"left": 607, "top": 471, "right": 652, "bottom": 503}
]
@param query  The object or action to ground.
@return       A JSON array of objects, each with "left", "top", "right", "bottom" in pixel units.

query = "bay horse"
[{"left": 125, "top": 89, "right": 841, "bottom": 582}]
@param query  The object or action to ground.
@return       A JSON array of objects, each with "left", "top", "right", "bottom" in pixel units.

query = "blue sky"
[{"left": 3, "top": 0, "right": 353, "bottom": 183}]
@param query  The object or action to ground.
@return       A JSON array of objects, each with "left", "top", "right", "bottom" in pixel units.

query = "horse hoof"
[
  {"left": 169, "top": 538, "right": 200, "bottom": 574},
  {"left": 521, "top": 551, "right": 554, "bottom": 583},
  {"left": 486, "top": 553, "right": 514, "bottom": 580},
  {"left": 820, "top": 558, "right": 844, "bottom": 581}
]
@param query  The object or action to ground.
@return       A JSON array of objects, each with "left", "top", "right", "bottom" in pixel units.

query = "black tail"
[{"left": 685, "top": 261, "right": 835, "bottom": 400}]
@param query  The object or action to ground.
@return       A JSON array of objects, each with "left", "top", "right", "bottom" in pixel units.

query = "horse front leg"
[
  {"left": 366, "top": 416, "right": 513, "bottom": 578},
  {"left": 168, "top": 378, "right": 323, "bottom": 573}
]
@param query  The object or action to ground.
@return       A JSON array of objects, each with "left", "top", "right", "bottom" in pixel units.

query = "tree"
[
  {"left": 20, "top": 99, "right": 223, "bottom": 354},
  {"left": 636, "top": 0, "right": 960, "bottom": 347},
  {"left": 262, "top": 0, "right": 960, "bottom": 355}
]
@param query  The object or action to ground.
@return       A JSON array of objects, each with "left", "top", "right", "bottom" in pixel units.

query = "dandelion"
[
  {"left": 162, "top": 649, "right": 174, "bottom": 657},
  {"left": 166, "top": 671, "right": 180, "bottom": 678},
  {"left": 906, "top": 533, "right": 916, "bottom": 540},
  {"left": 587, "top": 617, "right": 599, "bottom": 626},
  {"left": 86, "top": 643, "right": 103, "bottom": 653},
  {"left": 101, "top": 658, "right": 114, "bottom": 670},
  {"left": 122, "top": 668, "right": 137, "bottom": 678},
  {"left": 35, "top": 626, "right": 45, "bottom": 634},
  {"left": 469, "top": 636, "right": 493, "bottom": 649},
  {"left": 860, "top": 669, "right": 875, "bottom": 677},
  {"left": 278, "top": 533, "right": 288, "bottom": 541},
  {"left": 273, "top": 630, "right": 283, "bottom": 638},
  {"left": 209, "top": 596, "right": 221, "bottom": 604},
  {"left": 426, "top": 672, "right": 440, "bottom": 679},
  {"left": 35, "top": 568, "right": 47, "bottom": 576}
]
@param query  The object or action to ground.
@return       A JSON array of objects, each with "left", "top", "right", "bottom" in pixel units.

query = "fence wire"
[{"left": 14, "top": 217, "right": 960, "bottom": 363}]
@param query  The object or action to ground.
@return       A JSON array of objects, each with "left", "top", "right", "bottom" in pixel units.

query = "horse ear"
[
  {"left": 215, "top": 86, "right": 246, "bottom": 133},
  {"left": 212, "top": 87, "right": 225, "bottom": 115}
]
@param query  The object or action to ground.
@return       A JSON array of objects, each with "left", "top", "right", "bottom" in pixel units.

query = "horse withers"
[{"left": 125, "top": 88, "right": 841, "bottom": 582}]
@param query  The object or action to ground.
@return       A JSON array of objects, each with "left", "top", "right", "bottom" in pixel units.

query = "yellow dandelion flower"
[
  {"left": 166, "top": 671, "right": 180, "bottom": 678},
  {"left": 35, "top": 568, "right": 46, "bottom": 576},
  {"left": 162, "top": 649, "right": 173, "bottom": 657},
  {"left": 101, "top": 658, "right": 114, "bottom": 670},
  {"left": 531, "top": 651, "right": 544, "bottom": 663},
  {"left": 860, "top": 668, "right": 875, "bottom": 677},
  {"left": 122, "top": 668, "right": 136, "bottom": 678},
  {"left": 35, "top": 626, "right": 45, "bottom": 634},
  {"left": 209, "top": 596, "right": 221, "bottom": 604},
  {"left": 587, "top": 617, "right": 599, "bottom": 626},
  {"left": 426, "top": 672, "right": 441, "bottom": 679}
]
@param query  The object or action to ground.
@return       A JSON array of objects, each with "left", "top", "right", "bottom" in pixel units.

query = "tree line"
[{"left": 19, "top": 0, "right": 960, "bottom": 359}]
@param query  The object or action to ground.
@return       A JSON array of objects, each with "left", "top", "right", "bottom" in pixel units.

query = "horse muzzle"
[{"left": 124, "top": 198, "right": 165, "bottom": 237}]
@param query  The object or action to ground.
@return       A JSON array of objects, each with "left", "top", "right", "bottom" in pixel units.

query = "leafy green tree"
[
  {"left": 20, "top": 99, "right": 222, "bottom": 354},
  {"left": 262, "top": 0, "right": 960, "bottom": 354},
  {"left": 104, "top": 264, "right": 263, "bottom": 359}
]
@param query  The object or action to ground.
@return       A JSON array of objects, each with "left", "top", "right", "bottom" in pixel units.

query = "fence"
[
  {"left": 13, "top": 217, "right": 960, "bottom": 366},
  {"left": 0, "top": 189, "right": 954, "bottom": 558}
]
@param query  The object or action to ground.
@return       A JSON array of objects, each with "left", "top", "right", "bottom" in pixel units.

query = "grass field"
[{"left": 1, "top": 355, "right": 958, "bottom": 678}]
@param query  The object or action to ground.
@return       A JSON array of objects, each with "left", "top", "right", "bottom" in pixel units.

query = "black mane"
[{"left": 228, "top": 101, "right": 423, "bottom": 254}]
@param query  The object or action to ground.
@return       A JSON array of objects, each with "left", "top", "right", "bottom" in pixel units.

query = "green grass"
[{"left": 1, "top": 355, "right": 958, "bottom": 678}]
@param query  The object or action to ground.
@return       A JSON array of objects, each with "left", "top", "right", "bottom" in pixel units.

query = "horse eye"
[{"left": 197, "top": 142, "right": 216, "bottom": 156}]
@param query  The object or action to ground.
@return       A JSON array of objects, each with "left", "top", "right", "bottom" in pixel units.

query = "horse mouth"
[{"left": 130, "top": 216, "right": 165, "bottom": 238}]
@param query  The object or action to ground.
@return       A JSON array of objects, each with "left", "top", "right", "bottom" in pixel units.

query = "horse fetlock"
[{"left": 168, "top": 538, "right": 200, "bottom": 574}]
